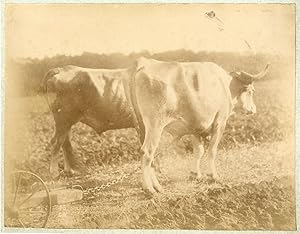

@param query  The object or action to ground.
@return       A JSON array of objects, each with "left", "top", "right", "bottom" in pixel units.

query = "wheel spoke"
[
  {"left": 17, "top": 190, "right": 38, "bottom": 209},
  {"left": 17, "top": 218, "right": 25, "bottom": 228},
  {"left": 7, "top": 171, "right": 51, "bottom": 228},
  {"left": 32, "top": 199, "right": 45, "bottom": 209},
  {"left": 12, "top": 173, "right": 22, "bottom": 207}
]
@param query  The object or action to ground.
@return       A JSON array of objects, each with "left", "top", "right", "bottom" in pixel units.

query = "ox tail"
[
  {"left": 128, "top": 62, "right": 146, "bottom": 144},
  {"left": 41, "top": 68, "right": 59, "bottom": 114}
]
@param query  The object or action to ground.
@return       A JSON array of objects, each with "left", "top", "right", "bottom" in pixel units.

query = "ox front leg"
[
  {"left": 190, "top": 136, "right": 205, "bottom": 179},
  {"left": 141, "top": 127, "right": 164, "bottom": 194},
  {"left": 207, "top": 123, "right": 225, "bottom": 180}
]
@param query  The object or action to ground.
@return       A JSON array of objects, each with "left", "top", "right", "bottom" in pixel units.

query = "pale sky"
[{"left": 5, "top": 4, "right": 295, "bottom": 59}]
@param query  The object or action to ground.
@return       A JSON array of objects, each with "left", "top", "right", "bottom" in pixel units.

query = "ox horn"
[{"left": 240, "top": 63, "right": 271, "bottom": 82}]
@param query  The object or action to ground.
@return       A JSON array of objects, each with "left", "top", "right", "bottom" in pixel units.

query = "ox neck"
[
  {"left": 227, "top": 77, "right": 242, "bottom": 114},
  {"left": 229, "top": 78, "right": 242, "bottom": 101}
]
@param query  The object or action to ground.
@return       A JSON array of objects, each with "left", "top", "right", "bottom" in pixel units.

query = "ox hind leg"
[
  {"left": 49, "top": 127, "right": 70, "bottom": 179},
  {"left": 50, "top": 123, "right": 81, "bottom": 178},
  {"left": 50, "top": 112, "right": 80, "bottom": 178},
  {"left": 207, "top": 122, "right": 226, "bottom": 179},
  {"left": 61, "top": 133, "right": 77, "bottom": 175},
  {"left": 141, "top": 120, "right": 165, "bottom": 194},
  {"left": 49, "top": 95, "right": 82, "bottom": 178}
]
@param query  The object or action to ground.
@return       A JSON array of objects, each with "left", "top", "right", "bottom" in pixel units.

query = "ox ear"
[
  {"left": 239, "top": 72, "right": 254, "bottom": 84},
  {"left": 230, "top": 71, "right": 241, "bottom": 78},
  {"left": 230, "top": 71, "right": 253, "bottom": 84}
]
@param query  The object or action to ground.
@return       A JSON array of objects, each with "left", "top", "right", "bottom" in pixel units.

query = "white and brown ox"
[{"left": 44, "top": 58, "right": 269, "bottom": 193}]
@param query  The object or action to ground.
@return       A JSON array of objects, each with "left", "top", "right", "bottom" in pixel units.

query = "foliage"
[{"left": 7, "top": 50, "right": 289, "bottom": 96}]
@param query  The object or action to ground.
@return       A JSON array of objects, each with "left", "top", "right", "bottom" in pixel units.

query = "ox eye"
[
  {"left": 249, "top": 87, "right": 255, "bottom": 94},
  {"left": 241, "top": 86, "right": 248, "bottom": 92}
]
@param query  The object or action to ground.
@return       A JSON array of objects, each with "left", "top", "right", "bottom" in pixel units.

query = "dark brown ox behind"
[
  {"left": 44, "top": 59, "right": 269, "bottom": 194},
  {"left": 43, "top": 65, "right": 138, "bottom": 178}
]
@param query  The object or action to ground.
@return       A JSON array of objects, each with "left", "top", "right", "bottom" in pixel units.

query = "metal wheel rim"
[{"left": 5, "top": 170, "right": 51, "bottom": 228}]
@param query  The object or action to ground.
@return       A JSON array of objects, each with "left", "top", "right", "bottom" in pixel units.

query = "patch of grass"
[
  {"left": 129, "top": 177, "right": 295, "bottom": 230},
  {"left": 221, "top": 79, "right": 294, "bottom": 149}
]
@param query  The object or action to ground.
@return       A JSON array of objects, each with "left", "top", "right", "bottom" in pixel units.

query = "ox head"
[{"left": 230, "top": 63, "right": 270, "bottom": 115}]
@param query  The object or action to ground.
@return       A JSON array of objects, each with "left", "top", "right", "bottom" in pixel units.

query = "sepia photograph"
[{"left": 2, "top": 3, "right": 297, "bottom": 231}]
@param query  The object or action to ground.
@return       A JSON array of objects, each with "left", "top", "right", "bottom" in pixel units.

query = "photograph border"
[{"left": 0, "top": 1, "right": 298, "bottom": 233}]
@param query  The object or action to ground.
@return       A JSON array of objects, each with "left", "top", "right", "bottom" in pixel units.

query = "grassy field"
[{"left": 4, "top": 77, "right": 296, "bottom": 230}]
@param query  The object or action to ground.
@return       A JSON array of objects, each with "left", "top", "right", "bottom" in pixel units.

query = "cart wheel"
[{"left": 4, "top": 170, "right": 51, "bottom": 228}]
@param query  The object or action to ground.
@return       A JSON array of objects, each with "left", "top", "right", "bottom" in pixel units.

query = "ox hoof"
[
  {"left": 142, "top": 185, "right": 157, "bottom": 194},
  {"left": 189, "top": 171, "right": 202, "bottom": 180},
  {"left": 49, "top": 168, "right": 61, "bottom": 180},
  {"left": 51, "top": 174, "right": 60, "bottom": 180},
  {"left": 153, "top": 184, "right": 164, "bottom": 193},
  {"left": 142, "top": 188, "right": 157, "bottom": 198},
  {"left": 64, "top": 168, "right": 76, "bottom": 177},
  {"left": 207, "top": 173, "right": 220, "bottom": 183}
]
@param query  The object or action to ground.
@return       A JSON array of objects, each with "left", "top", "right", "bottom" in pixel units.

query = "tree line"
[{"left": 6, "top": 49, "right": 285, "bottom": 96}]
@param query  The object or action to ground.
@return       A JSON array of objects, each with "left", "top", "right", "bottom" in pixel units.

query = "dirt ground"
[
  {"left": 44, "top": 139, "right": 295, "bottom": 230},
  {"left": 4, "top": 78, "right": 296, "bottom": 230}
]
